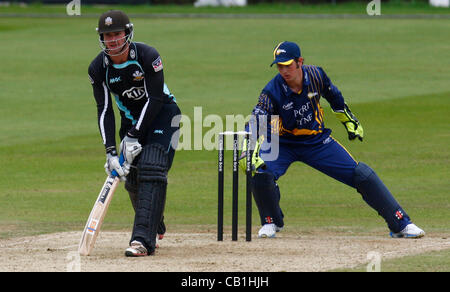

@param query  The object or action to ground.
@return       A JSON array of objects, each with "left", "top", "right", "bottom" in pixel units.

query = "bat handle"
[{"left": 111, "top": 152, "right": 125, "bottom": 178}]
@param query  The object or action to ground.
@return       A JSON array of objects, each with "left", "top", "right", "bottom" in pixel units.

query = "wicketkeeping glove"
[
  {"left": 239, "top": 136, "right": 266, "bottom": 175},
  {"left": 333, "top": 104, "right": 364, "bottom": 141}
]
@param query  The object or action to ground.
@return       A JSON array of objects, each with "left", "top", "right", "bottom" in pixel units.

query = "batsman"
[
  {"left": 240, "top": 41, "right": 425, "bottom": 239},
  {"left": 88, "top": 10, "right": 180, "bottom": 256}
]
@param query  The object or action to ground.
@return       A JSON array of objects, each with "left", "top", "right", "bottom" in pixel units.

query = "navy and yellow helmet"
[{"left": 271, "top": 41, "right": 301, "bottom": 67}]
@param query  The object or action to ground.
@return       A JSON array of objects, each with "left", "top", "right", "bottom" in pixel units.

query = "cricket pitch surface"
[{"left": 1, "top": 229, "right": 448, "bottom": 272}]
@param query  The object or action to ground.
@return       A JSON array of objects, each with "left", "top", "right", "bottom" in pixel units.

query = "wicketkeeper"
[
  {"left": 240, "top": 41, "right": 425, "bottom": 239},
  {"left": 88, "top": 10, "right": 180, "bottom": 256}
]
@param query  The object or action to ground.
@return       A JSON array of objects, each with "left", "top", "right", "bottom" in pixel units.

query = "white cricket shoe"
[
  {"left": 258, "top": 223, "right": 278, "bottom": 238},
  {"left": 390, "top": 223, "right": 425, "bottom": 238},
  {"left": 125, "top": 240, "right": 150, "bottom": 257}
]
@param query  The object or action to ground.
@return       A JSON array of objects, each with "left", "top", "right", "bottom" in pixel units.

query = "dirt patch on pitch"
[{"left": 0, "top": 229, "right": 448, "bottom": 272}]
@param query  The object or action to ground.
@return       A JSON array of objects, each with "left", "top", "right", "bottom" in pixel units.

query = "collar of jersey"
[{"left": 111, "top": 60, "right": 140, "bottom": 69}]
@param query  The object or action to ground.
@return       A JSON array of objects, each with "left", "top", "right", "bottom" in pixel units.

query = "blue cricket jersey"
[{"left": 251, "top": 65, "right": 346, "bottom": 145}]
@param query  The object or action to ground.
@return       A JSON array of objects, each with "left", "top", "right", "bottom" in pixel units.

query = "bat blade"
[{"left": 78, "top": 175, "right": 120, "bottom": 256}]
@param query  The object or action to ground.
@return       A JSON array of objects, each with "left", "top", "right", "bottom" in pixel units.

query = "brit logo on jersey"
[{"left": 152, "top": 56, "right": 163, "bottom": 72}]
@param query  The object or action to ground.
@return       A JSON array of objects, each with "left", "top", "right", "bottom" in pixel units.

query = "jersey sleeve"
[
  {"left": 126, "top": 46, "right": 165, "bottom": 139},
  {"left": 88, "top": 61, "right": 116, "bottom": 152},
  {"left": 317, "top": 66, "right": 346, "bottom": 111},
  {"left": 248, "top": 90, "right": 276, "bottom": 138},
  {"left": 254, "top": 90, "right": 275, "bottom": 116}
]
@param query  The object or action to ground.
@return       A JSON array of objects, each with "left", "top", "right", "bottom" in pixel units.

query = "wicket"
[{"left": 217, "top": 131, "right": 252, "bottom": 242}]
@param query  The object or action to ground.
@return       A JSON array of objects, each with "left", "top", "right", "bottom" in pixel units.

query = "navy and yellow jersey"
[
  {"left": 88, "top": 42, "right": 176, "bottom": 151},
  {"left": 252, "top": 65, "right": 346, "bottom": 145}
]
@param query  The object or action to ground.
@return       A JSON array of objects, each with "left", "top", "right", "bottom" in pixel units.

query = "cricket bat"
[{"left": 78, "top": 155, "right": 124, "bottom": 256}]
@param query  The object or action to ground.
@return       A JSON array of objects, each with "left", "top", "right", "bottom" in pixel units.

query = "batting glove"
[
  {"left": 105, "top": 151, "right": 126, "bottom": 180},
  {"left": 333, "top": 104, "right": 364, "bottom": 141},
  {"left": 119, "top": 135, "right": 142, "bottom": 167}
]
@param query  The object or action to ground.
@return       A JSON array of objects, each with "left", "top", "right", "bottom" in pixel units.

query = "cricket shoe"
[
  {"left": 390, "top": 223, "right": 425, "bottom": 239},
  {"left": 125, "top": 240, "right": 154, "bottom": 257},
  {"left": 258, "top": 223, "right": 281, "bottom": 238}
]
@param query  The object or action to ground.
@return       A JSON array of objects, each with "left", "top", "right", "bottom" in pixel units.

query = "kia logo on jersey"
[{"left": 122, "top": 87, "right": 146, "bottom": 100}]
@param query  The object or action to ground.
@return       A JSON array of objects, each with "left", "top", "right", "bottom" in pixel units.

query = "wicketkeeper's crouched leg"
[{"left": 354, "top": 162, "right": 411, "bottom": 233}]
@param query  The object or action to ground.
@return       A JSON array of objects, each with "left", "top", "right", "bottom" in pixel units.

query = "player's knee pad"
[
  {"left": 252, "top": 173, "right": 278, "bottom": 198},
  {"left": 354, "top": 162, "right": 410, "bottom": 232},
  {"left": 138, "top": 143, "right": 169, "bottom": 184},
  {"left": 354, "top": 162, "right": 390, "bottom": 199},
  {"left": 353, "top": 162, "right": 374, "bottom": 186},
  {"left": 132, "top": 144, "right": 169, "bottom": 249},
  {"left": 252, "top": 172, "right": 284, "bottom": 227},
  {"left": 354, "top": 162, "right": 390, "bottom": 205}
]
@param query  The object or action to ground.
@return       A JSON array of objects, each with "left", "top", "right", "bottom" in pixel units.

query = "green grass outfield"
[{"left": 0, "top": 6, "right": 449, "bottom": 271}]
